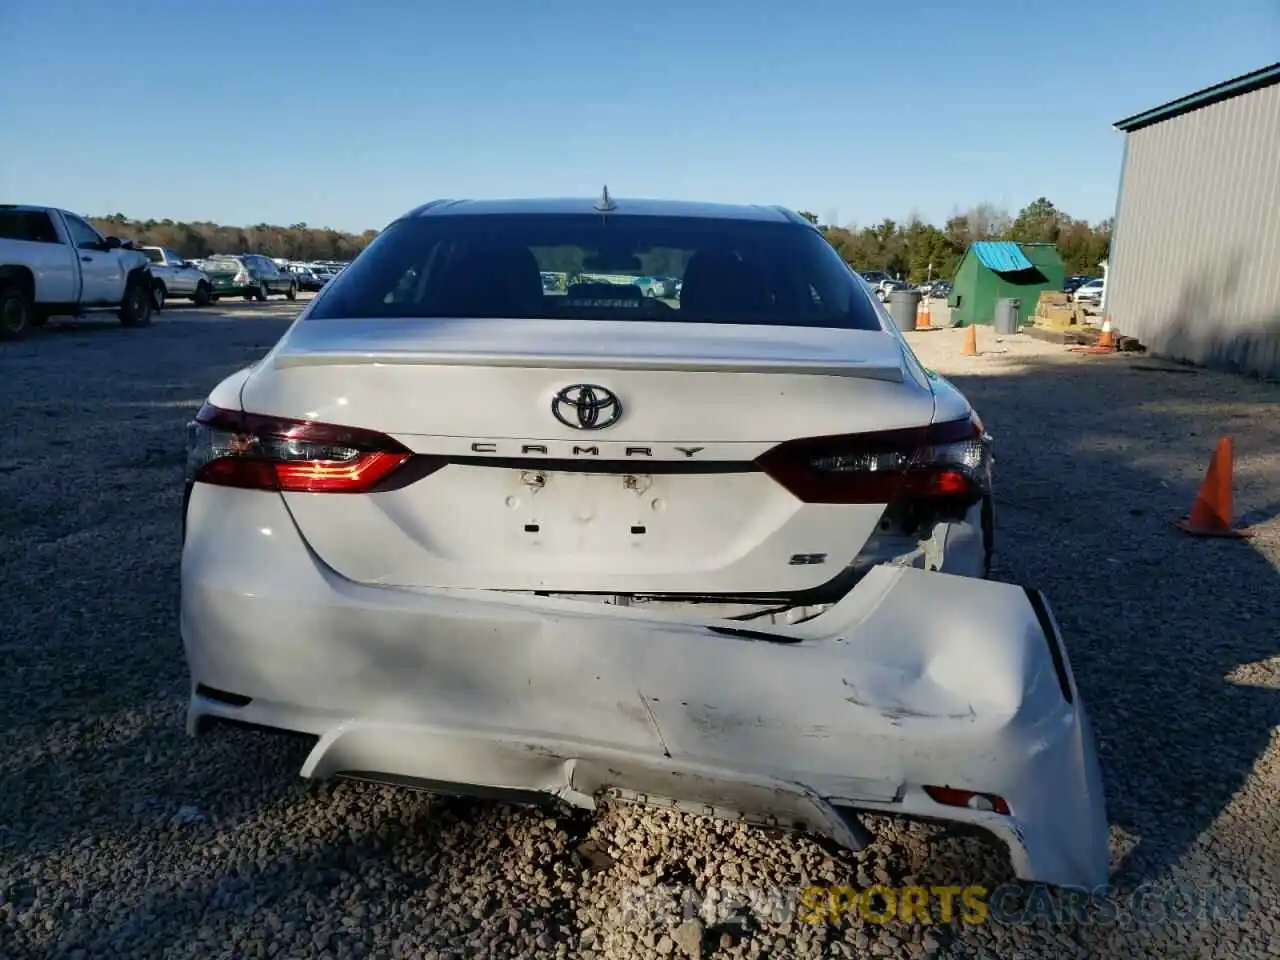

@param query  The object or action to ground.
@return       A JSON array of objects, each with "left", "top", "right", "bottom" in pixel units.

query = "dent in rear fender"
[{"left": 641, "top": 569, "right": 1077, "bottom": 776}]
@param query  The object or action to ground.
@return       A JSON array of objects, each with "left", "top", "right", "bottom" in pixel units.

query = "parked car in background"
[
  {"left": 927, "top": 280, "right": 952, "bottom": 300},
  {"left": 143, "top": 246, "right": 213, "bottom": 308},
  {"left": 855, "top": 271, "right": 910, "bottom": 302},
  {"left": 201, "top": 254, "right": 298, "bottom": 301},
  {"left": 0, "top": 204, "right": 153, "bottom": 339},
  {"left": 1063, "top": 275, "right": 1099, "bottom": 295},
  {"left": 877, "top": 277, "right": 909, "bottom": 301},
  {"left": 285, "top": 263, "right": 327, "bottom": 292},
  {"left": 312, "top": 260, "right": 349, "bottom": 279},
  {"left": 1072, "top": 278, "right": 1104, "bottom": 307},
  {"left": 635, "top": 275, "right": 678, "bottom": 299}
]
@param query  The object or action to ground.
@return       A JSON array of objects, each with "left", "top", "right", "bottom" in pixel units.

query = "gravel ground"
[{"left": 2, "top": 302, "right": 1278, "bottom": 959}]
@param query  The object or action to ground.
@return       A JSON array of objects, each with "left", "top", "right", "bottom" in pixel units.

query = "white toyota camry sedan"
[{"left": 182, "top": 195, "right": 1107, "bottom": 889}]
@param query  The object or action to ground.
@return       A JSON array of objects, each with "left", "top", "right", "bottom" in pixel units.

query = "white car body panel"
[
  {"left": 287, "top": 472, "right": 886, "bottom": 592},
  {"left": 0, "top": 206, "right": 149, "bottom": 307},
  {"left": 182, "top": 484, "right": 1108, "bottom": 889},
  {"left": 3, "top": 235, "right": 79, "bottom": 302},
  {"left": 247, "top": 357, "right": 929, "bottom": 441},
  {"left": 209, "top": 365, "right": 256, "bottom": 408},
  {"left": 267, "top": 316, "right": 910, "bottom": 380},
  {"left": 242, "top": 317, "right": 955, "bottom": 593}
]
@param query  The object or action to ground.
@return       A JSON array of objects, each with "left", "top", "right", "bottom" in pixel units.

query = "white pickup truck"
[
  {"left": 0, "top": 204, "right": 154, "bottom": 340},
  {"left": 142, "top": 246, "right": 212, "bottom": 309}
]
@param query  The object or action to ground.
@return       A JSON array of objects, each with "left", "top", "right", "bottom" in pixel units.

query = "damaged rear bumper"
[{"left": 181, "top": 487, "right": 1108, "bottom": 890}]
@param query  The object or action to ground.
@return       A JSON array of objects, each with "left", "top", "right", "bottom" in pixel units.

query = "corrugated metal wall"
[{"left": 1108, "top": 82, "right": 1280, "bottom": 378}]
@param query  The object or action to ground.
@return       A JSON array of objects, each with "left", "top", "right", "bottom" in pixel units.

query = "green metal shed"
[{"left": 947, "top": 241, "right": 1066, "bottom": 327}]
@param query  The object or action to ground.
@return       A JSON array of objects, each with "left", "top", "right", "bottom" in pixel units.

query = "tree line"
[
  {"left": 87, "top": 195, "right": 1110, "bottom": 279},
  {"left": 800, "top": 197, "right": 1112, "bottom": 282},
  {"left": 89, "top": 214, "right": 379, "bottom": 263}
]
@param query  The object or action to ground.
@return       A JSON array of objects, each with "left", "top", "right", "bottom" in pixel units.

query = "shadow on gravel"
[
  {"left": 26, "top": 319, "right": 133, "bottom": 336},
  {"left": 944, "top": 354, "right": 1280, "bottom": 890}
]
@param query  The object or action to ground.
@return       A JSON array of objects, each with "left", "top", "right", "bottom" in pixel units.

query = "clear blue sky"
[{"left": 2, "top": 0, "right": 1276, "bottom": 233}]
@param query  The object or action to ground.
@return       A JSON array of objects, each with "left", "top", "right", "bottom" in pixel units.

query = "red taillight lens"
[
  {"left": 923, "top": 785, "right": 1010, "bottom": 815},
  {"left": 235, "top": 272, "right": 249, "bottom": 284},
  {"left": 185, "top": 403, "right": 417, "bottom": 493},
  {"left": 756, "top": 415, "right": 992, "bottom": 505}
]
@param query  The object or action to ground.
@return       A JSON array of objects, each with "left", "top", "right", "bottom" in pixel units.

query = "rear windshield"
[
  {"left": 307, "top": 214, "right": 884, "bottom": 330},
  {"left": 203, "top": 259, "right": 241, "bottom": 274},
  {"left": 0, "top": 209, "right": 60, "bottom": 244}
]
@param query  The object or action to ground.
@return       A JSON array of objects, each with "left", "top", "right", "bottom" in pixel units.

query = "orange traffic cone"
[
  {"left": 916, "top": 300, "right": 932, "bottom": 330},
  {"left": 1175, "top": 436, "right": 1253, "bottom": 538},
  {"left": 1097, "top": 316, "right": 1116, "bottom": 350},
  {"left": 962, "top": 324, "right": 978, "bottom": 356}
]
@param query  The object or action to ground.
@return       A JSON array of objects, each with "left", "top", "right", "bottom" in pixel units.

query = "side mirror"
[{"left": 103, "top": 236, "right": 122, "bottom": 250}]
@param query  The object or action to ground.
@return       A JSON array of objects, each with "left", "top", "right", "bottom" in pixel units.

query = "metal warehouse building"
[{"left": 1106, "top": 62, "right": 1280, "bottom": 378}]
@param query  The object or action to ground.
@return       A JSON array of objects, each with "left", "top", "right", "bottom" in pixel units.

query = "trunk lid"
[{"left": 245, "top": 317, "right": 938, "bottom": 593}]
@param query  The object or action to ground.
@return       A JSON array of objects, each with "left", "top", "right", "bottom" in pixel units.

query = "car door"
[
  {"left": 248, "top": 256, "right": 272, "bottom": 293},
  {"left": 165, "top": 249, "right": 194, "bottom": 294},
  {"left": 61, "top": 214, "right": 125, "bottom": 305},
  {"left": 261, "top": 258, "right": 278, "bottom": 292},
  {"left": 0, "top": 209, "right": 78, "bottom": 303},
  {"left": 267, "top": 259, "right": 290, "bottom": 293}
]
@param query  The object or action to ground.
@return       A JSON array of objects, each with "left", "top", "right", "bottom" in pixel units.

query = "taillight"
[
  {"left": 184, "top": 403, "right": 420, "bottom": 493},
  {"left": 235, "top": 272, "right": 249, "bottom": 284},
  {"left": 756, "top": 414, "right": 992, "bottom": 505},
  {"left": 923, "top": 785, "right": 1010, "bottom": 815}
]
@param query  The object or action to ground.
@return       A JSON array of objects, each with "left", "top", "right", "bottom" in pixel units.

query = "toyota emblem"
[{"left": 551, "top": 384, "right": 623, "bottom": 430}]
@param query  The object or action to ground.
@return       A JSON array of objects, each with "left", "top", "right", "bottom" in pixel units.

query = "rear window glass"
[
  {"left": 0, "top": 209, "right": 60, "bottom": 244},
  {"left": 203, "top": 259, "right": 241, "bottom": 274},
  {"left": 307, "top": 214, "right": 884, "bottom": 330}
]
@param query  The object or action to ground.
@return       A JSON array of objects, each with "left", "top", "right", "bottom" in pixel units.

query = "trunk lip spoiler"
[{"left": 270, "top": 349, "right": 906, "bottom": 382}]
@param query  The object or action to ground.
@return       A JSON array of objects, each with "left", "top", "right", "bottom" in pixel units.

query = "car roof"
[
  {"left": 0, "top": 204, "right": 67, "bottom": 214},
  {"left": 400, "top": 196, "right": 808, "bottom": 225}
]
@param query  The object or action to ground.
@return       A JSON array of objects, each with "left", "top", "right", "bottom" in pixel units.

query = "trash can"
[
  {"left": 994, "top": 297, "right": 1022, "bottom": 335},
  {"left": 888, "top": 290, "right": 922, "bottom": 332}
]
